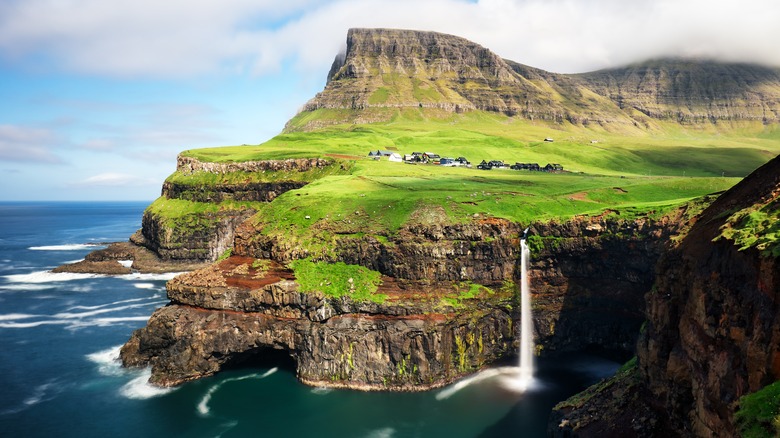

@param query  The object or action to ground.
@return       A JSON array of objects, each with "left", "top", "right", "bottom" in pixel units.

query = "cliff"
[
  {"left": 120, "top": 210, "right": 687, "bottom": 390},
  {"left": 288, "top": 28, "right": 780, "bottom": 131},
  {"left": 549, "top": 154, "right": 780, "bottom": 437},
  {"left": 577, "top": 60, "right": 780, "bottom": 124}
]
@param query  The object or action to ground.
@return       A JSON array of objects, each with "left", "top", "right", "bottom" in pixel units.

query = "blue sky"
[{"left": 2, "top": 0, "right": 778, "bottom": 201}]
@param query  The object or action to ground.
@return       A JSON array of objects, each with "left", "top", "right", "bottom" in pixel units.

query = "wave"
[
  {"left": 0, "top": 313, "right": 41, "bottom": 321},
  {"left": 311, "top": 387, "right": 333, "bottom": 395},
  {"left": 87, "top": 316, "right": 151, "bottom": 327},
  {"left": 1, "top": 380, "right": 65, "bottom": 415},
  {"left": 365, "top": 427, "right": 396, "bottom": 438},
  {"left": 85, "top": 347, "right": 175, "bottom": 401},
  {"left": 0, "top": 303, "right": 160, "bottom": 330},
  {"left": 0, "top": 320, "right": 70, "bottom": 328},
  {"left": 119, "top": 369, "right": 175, "bottom": 400},
  {"left": 67, "top": 296, "right": 155, "bottom": 311},
  {"left": 64, "top": 259, "right": 85, "bottom": 264},
  {"left": 197, "top": 368, "right": 278, "bottom": 417},
  {"left": 0, "top": 283, "right": 55, "bottom": 292},
  {"left": 119, "top": 272, "right": 184, "bottom": 282},
  {"left": 29, "top": 244, "right": 103, "bottom": 251},
  {"left": 3, "top": 271, "right": 102, "bottom": 284},
  {"left": 260, "top": 367, "right": 278, "bottom": 378},
  {"left": 133, "top": 283, "right": 157, "bottom": 289},
  {"left": 54, "top": 302, "right": 160, "bottom": 319},
  {"left": 87, "top": 345, "right": 124, "bottom": 376},
  {"left": 435, "top": 366, "right": 537, "bottom": 400}
]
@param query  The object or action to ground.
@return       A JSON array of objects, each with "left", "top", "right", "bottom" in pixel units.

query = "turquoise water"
[{"left": 0, "top": 202, "right": 619, "bottom": 437}]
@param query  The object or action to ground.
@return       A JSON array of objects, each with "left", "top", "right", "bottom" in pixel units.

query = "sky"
[{"left": 1, "top": 0, "right": 779, "bottom": 201}]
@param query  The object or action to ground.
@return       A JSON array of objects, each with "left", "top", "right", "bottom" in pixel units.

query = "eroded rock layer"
[
  {"left": 122, "top": 212, "right": 682, "bottom": 390},
  {"left": 549, "top": 154, "right": 780, "bottom": 437},
  {"left": 121, "top": 258, "right": 515, "bottom": 389}
]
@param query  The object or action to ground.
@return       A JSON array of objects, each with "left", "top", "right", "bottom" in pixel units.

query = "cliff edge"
[{"left": 550, "top": 153, "right": 780, "bottom": 437}]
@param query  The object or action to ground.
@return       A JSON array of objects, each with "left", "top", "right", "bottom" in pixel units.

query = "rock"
[
  {"left": 121, "top": 208, "right": 686, "bottom": 391},
  {"left": 549, "top": 154, "right": 780, "bottom": 436},
  {"left": 121, "top": 257, "right": 514, "bottom": 389}
]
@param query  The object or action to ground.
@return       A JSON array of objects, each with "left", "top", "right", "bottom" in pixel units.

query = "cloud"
[
  {"left": 1, "top": 0, "right": 779, "bottom": 78},
  {"left": 0, "top": 0, "right": 324, "bottom": 77},
  {"left": 73, "top": 172, "right": 157, "bottom": 187},
  {"left": 0, "top": 124, "right": 63, "bottom": 164}
]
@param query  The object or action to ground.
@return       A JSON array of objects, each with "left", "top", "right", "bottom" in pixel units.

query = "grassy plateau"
[{"left": 171, "top": 109, "right": 780, "bottom": 253}]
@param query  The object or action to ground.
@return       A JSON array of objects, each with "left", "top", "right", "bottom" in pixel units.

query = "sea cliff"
[
  {"left": 549, "top": 154, "right": 780, "bottom": 437},
  {"left": 120, "top": 212, "right": 683, "bottom": 390}
]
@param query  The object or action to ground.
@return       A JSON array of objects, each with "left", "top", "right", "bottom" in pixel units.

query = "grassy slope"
[
  {"left": 187, "top": 109, "right": 779, "bottom": 178},
  {"left": 171, "top": 109, "right": 780, "bottom": 253}
]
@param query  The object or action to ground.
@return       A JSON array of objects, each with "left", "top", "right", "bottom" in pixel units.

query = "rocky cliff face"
[
  {"left": 122, "top": 211, "right": 683, "bottom": 390},
  {"left": 133, "top": 157, "right": 333, "bottom": 263},
  {"left": 293, "top": 28, "right": 626, "bottom": 130},
  {"left": 577, "top": 60, "right": 780, "bottom": 124},
  {"left": 549, "top": 155, "right": 780, "bottom": 437},
  {"left": 289, "top": 29, "right": 780, "bottom": 131},
  {"left": 530, "top": 212, "right": 692, "bottom": 355},
  {"left": 121, "top": 257, "right": 515, "bottom": 389},
  {"left": 636, "top": 154, "right": 780, "bottom": 436}
]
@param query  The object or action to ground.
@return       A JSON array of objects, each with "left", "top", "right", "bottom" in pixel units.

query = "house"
[
  {"left": 423, "top": 152, "right": 441, "bottom": 163},
  {"left": 544, "top": 163, "right": 564, "bottom": 172},
  {"left": 527, "top": 163, "right": 540, "bottom": 171},
  {"left": 440, "top": 158, "right": 459, "bottom": 167},
  {"left": 368, "top": 150, "right": 402, "bottom": 161},
  {"left": 477, "top": 160, "right": 492, "bottom": 170},
  {"left": 488, "top": 160, "right": 506, "bottom": 168},
  {"left": 456, "top": 157, "right": 471, "bottom": 167}
]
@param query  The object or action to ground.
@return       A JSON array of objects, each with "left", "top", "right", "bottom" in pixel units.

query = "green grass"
[
  {"left": 289, "top": 258, "right": 386, "bottom": 303},
  {"left": 735, "top": 380, "right": 780, "bottom": 438},
  {"left": 167, "top": 108, "right": 778, "bottom": 256},
  {"left": 187, "top": 109, "right": 779, "bottom": 179},
  {"left": 716, "top": 197, "right": 780, "bottom": 257},
  {"left": 164, "top": 159, "right": 353, "bottom": 185},
  {"left": 248, "top": 162, "right": 737, "bottom": 254},
  {"left": 145, "top": 197, "right": 261, "bottom": 237}
]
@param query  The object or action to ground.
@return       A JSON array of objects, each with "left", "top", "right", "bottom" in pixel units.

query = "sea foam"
[
  {"left": 29, "top": 244, "right": 103, "bottom": 251},
  {"left": 197, "top": 368, "right": 278, "bottom": 417},
  {"left": 120, "top": 370, "right": 175, "bottom": 400},
  {"left": 86, "top": 345, "right": 124, "bottom": 376},
  {"left": 3, "top": 270, "right": 101, "bottom": 284},
  {"left": 434, "top": 366, "right": 538, "bottom": 400},
  {"left": 365, "top": 427, "right": 396, "bottom": 438}
]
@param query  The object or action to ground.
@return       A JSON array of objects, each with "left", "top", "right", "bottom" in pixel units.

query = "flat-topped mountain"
[{"left": 291, "top": 28, "right": 780, "bottom": 131}]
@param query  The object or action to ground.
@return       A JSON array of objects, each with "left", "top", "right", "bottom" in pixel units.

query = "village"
[{"left": 367, "top": 149, "right": 565, "bottom": 173}]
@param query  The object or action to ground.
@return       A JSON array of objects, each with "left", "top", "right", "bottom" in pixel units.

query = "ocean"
[{"left": 0, "top": 202, "right": 620, "bottom": 438}]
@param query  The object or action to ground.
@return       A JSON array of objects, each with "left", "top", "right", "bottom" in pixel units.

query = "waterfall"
[{"left": 518, "top": 235, "right": 535, "bottom": 390}]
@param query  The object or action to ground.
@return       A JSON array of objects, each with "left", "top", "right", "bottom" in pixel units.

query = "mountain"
[
  {"left": 577, "top": 59, "right": 780, "bottom": 124},
  {"left": 289, "top": 28, "right": 780, "bottom": 131}
]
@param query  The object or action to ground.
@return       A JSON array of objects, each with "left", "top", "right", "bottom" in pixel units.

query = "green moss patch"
[
  {"left": 290, "top": 258, "right": 386, "bottom": 303},
  {"left": 717, "top": 198, "right": 780, "bottom": 257},
  {"left": 735, "top": 380, "right": 780, "bottom": 438}
]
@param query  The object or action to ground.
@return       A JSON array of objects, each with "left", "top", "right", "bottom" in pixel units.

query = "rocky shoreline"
[{"left": 53, "top": 240, "right": 210, "bottom": 275}]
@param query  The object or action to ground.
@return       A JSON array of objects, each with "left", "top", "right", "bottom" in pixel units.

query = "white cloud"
[
  {"left": 0, "top": 124, "right": 63, "bottom": 164},
  {"left": 73, "top": 172, "right": 157, "bottom": 187},
  {"left": 1, "top": 0, "right": 778, "bottom": 78}
]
